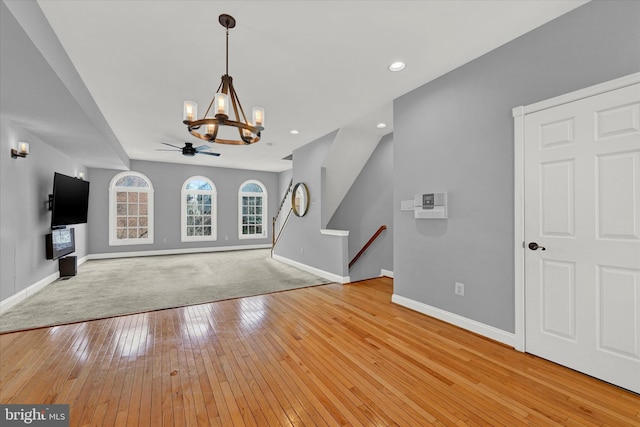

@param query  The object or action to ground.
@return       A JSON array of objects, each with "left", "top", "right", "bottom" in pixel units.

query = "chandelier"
[{"left": 182, "top": 14, "right": 264, "bottom": 145}]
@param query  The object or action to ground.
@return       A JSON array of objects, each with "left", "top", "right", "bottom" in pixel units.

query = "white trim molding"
[
  {"left": 272, "top": 253, "right": 350, "bottom": 284},
  {"left": 0, "top": 271, "right": 60, "bottom": 315},
  {"left": 0, "top": 256, "right": 89, "bottom": 314},
  {"left": 392, "top": 294, "right": 516, "bottom": 348},
  {"left": 320, "top": 229, "right": 349, "bottom": 237},
  {"left": 89, "top": 244, "right": 272, "bottom": 260},
  {"left": 380, "top": 269, "right": 394, "bottom": 278},
  {"left": 512, "top": 72, "right": 640, "bottom": 118},
  {"left": 512, "top": 72, "right": 640, "bottom": 353}
]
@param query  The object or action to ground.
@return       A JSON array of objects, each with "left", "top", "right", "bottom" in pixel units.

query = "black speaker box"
[{"left": 59, "top": 256, "right": 77, "bottom": 278}]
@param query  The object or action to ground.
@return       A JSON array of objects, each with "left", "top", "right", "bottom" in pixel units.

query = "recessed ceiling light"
[
  {"left": 289, "top": 130, "right": 300, "bottom": 135},
  {"left": 376, "top": 123, "right": 387, "bottom": 129},
  {"left": 388, "top": 61, "right": 406, "bottom": 72}
]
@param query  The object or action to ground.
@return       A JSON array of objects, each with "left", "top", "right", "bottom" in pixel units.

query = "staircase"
[{"left": 272, "top": 179, "right": 293, "bottom": 254}]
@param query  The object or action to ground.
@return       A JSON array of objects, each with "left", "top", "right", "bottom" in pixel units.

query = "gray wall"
[
  {"left": 88, "top": 160, "right": 278, "bottom": 254},
  {"left": 393, "top": 0, "right": 640, "bottom": 333},
  {"left": 1, "top": 117, "right": 88, "bottom": 301},
  {"left": 328, "top": 133, "right": 393, "bottom": 282},
  {"left": 274, "top": 131, "right": 349, "bottom": 278}
]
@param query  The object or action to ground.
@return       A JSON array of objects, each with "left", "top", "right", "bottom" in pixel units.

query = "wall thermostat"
[{"left": 414, "top": 192, "right": 447, "bottom": 219}]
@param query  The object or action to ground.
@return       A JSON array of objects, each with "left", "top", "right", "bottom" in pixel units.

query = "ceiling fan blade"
[
  {"left": 161, "top": 142, "right": 183, "bottom": 149},
  {"left": 198, "top": 151, "right": 221, "bottom": 157},
  {"left": 156, "top": 149, "right": 180, "bottom": 152},
  {"left": 193, "top": 145, "right": 210, "bottom": 152}
]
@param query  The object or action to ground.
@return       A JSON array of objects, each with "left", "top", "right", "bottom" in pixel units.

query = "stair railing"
[
  {"left": 272, "top": 179, "right": 293, "bottom": 254},
  {"left": 349, "top": 225, "right": 387, "bottom": 269}
]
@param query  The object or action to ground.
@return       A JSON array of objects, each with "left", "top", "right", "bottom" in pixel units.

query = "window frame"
[
  {"left": 108, "top": 171, "right": 154, "bottom": 246},
  {"left": 238, "top": 179, "right": 268, "bottom": 240},
  {"left": 181, "top": 176, "right": 217, "bottom": 242}
]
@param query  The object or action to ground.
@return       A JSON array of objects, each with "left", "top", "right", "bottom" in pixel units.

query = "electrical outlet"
[
  {"left": 301, "top": 247, "right": 304, "bottom": 254},
  {"left": 455, "top": 282, "right": 465, "bottom": 296},
  {"left": 225, "top": 236, "right": 228, "bottom": 241}
]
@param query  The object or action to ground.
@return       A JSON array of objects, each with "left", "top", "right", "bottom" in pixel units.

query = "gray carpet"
[{"left": 0, "top": 249, "right": 331, "bottom": 333}]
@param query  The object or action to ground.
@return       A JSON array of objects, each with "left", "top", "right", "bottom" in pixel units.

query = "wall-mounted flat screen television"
[
  {"left": 51, "top": 172, "right": 90, "bottom": 227},
  {"left": 45, "top": 228, "right": 76, "bottom": 260}
]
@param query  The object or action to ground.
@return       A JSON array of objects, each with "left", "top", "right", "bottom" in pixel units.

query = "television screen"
[
  {"left": 51, "top": 172, "right": 90, "bottom": 227},
  {"left": 45, "top": 228, "right": 76, "bottom": 260}
]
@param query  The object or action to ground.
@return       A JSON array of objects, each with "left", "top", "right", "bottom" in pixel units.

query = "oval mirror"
[{"left": 292, "top": 182, "right": 310, "bottom": 217}]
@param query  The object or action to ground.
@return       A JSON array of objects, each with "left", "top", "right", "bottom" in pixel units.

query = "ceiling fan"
[{"left": 157, "top": 142, "right": 220, "bottom": 157}]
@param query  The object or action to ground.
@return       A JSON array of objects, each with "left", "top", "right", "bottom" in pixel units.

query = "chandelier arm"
[
  {"left": 210, "top": 123, "right": 220, "bottom": 141},
  {"left": 229, "top": 83, "right": 250, "bottom": 125},
  {"left": 228, "top": 85, "right": 243, "bottom": 125}
]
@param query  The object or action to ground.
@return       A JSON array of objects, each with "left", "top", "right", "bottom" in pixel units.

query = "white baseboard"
[
  {"left": 391, "top": 294, "right": 516, "bottom": 348},
  {"left": 380, "top": 269, "right": 394, "bottom": 278},
  {"left": 1, "top": 271, "right": 60, "bottom": 315},
  {"left": 89, "top": 244, "right": 272, "bottom": 260},
  {"left": 272, "top": 254, "right": 350, "bottom": 284}
]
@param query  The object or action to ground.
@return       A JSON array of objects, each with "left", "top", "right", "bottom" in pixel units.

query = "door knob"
[{"left": 528, "top": 242, "right": 546, "bottom": 251}]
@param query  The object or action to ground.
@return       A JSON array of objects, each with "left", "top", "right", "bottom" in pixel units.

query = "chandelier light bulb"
[
  {"left": 214, "top": 93, "right": 229, "bottom": 117},
  {"left": 252, "top": 107, "right": 265, "bottom": 128},
  {"left": 183, "top": 101, "right": 197, "bottom": 122}
]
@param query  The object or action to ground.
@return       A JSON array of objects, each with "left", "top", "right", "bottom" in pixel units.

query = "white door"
[{"left": 524, "top": 82, "right": 640, "bottom": 393}]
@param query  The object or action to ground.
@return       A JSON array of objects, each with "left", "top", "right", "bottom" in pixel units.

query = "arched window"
[
  {"left": 238, "top": 180, "right": 267, "bottom": 239},
  {"left": 109, "top": 172, "right": 154, "bottom": 246},
  {"left": 182, "top": 176, "right": 217, "bottom": 242}
]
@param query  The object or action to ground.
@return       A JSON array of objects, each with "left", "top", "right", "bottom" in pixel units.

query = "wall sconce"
[{"left": 11, "top": 142, "right": 29, "bottom": 159}]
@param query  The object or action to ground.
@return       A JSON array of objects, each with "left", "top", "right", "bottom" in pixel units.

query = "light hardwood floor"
[{"left": 1, "top": 277, "right": 638, "bottom": 426}]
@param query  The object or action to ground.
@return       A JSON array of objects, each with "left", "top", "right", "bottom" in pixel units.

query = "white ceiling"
[{"left": 7, "top": 1, "right": 587, "bottom": 172}]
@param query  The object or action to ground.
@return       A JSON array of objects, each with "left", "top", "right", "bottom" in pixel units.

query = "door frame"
[{"left": 512, "top": 72, "right": 640, "bottom": 352}]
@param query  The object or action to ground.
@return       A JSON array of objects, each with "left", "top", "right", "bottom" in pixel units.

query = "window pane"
[
  {"left": 182, "top": 179, "right": 216, "bottom": 240},
  {"left": 241, "top": 183, "right": 263, "bottom": 193},
  {"left": 116, "top": 176, "right": 149, "bottom": 188},
  {"left": 256, "top": 197, "right": 263, "bottom": 206},
  {"left": 111, "top": 174, "right": 153, "bottom": 245},
  {"left": 256, "top": 225, "right": 262, "bottom": 234},
  {"left": 185, "top": 180, "right": 212, "bottom": 191}
]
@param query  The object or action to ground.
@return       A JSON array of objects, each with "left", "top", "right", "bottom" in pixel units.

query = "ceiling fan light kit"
[{"left": 182, "top": 14, "right": 264, "bottom": 145}]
